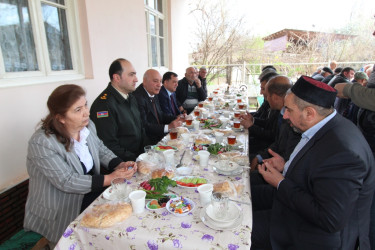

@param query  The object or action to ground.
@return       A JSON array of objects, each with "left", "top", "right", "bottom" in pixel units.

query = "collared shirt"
[
  {"left": 113, "top": 86, "right": 129, "bottom": 100},
  {"left": 282, "top": 110, "right": 337, "bottom": 176},
  {"left": 73, "top": 127, "right": 94, "bottom": 173}
]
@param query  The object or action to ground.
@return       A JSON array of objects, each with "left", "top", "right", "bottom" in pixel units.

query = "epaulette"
[{"left": 100, "top": 93, "right": 108, "bottom": 100}]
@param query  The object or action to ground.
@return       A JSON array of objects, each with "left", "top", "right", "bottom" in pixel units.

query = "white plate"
[
  {"left": 166, "top": 197, "right": 195, "bottom": 216},
  {"left": 173, "top": 176, "right": 208, "bottom": 189},
  {"left": 102, "top": 187, "right": 130, "bottom": 202},
  {"left": 205, "top": 202, "right": 241, "bottom": 223},
  {"left": 200, "top": 204, "right": 243, "bottom": 230}
]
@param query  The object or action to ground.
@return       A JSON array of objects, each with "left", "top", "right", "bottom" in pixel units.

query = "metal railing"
[{"left": 196, "top": 61, "right": 375, "bottom": 96}]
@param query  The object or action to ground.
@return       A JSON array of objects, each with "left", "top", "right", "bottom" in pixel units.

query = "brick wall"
[{"left": 0, "top": 179, "right": 29, "bottom": 244}]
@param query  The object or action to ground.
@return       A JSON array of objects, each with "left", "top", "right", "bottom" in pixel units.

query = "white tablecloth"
[{"left": 56, "top": 128, "right": 252, "bottom": 250}]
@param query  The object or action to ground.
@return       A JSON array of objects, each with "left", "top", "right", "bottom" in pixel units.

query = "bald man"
[
  {"left": 176, "top": 66, "right": 207, "bottom": 114},
  {"left": 133, "top": 69, "right": 185, "bottom": 144}
]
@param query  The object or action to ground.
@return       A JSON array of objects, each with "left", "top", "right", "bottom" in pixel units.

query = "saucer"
[
  {"left": 200, "top": 205, "right": 243, "bottom": 230},
  {"left": 102, "top": 187, "right": 130, "bottom": 202},
  {"left": 206, "top": 202, "right": 241, "bottom": 223},
  {"left": 213, "top": 161, "right": 243, "bottom": 176}
]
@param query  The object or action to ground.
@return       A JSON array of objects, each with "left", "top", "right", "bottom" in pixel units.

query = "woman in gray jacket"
[{"left": 24, "top": 84, "right": 137, "bottom": 246}]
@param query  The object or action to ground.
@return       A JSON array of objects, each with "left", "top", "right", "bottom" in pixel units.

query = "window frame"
[
  {"left": 0, "top": 0, "right": 84, "bottom": 88},
  {"left": 145, "top": 0, "right": 168, "bottom": 70}
]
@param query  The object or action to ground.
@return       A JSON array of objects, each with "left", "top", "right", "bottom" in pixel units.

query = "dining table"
[{"left": 55, "top": 95, "right": 253, "bottom": 250}]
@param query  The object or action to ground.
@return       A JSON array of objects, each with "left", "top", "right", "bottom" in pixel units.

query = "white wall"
[{"left": 0, "top": 0, "right": 188, "bottom": 192}]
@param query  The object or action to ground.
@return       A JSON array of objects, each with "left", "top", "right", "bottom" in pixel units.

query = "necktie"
[
  {"left": 170, "top": 94, "right": 177, "bottom": 116},
  {"left": 150, "top": 97, "right": 160, "bottom": 124}
]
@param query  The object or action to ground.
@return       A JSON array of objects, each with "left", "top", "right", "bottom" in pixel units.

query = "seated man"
[
  {"left": 133, "top": 69, "right": 184, "bottom": 145},
  {"left": 312, "top": 67, "right": 333, "bottom": 81},
  {"left": 176, "top": 67, "right": 207, "bottom": 114},
  {"left": 158, "top": 71, "right": 182, "bottom": 116},
  {"left": 240, "top": 76, "right": 290, "bottom": 155},
  {"left": 252, "top": 76, "right": 375, "bottom": 250},
  {"left": 90, "top": 58, "right": 148, "bottom": 161},
  {"left": 198, "top": 66, "right": 207, "bottom": 87}
]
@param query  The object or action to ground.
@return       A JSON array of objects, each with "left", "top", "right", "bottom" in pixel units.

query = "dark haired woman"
[{"left": 24, "top": 84, "right": 137, "bottom": 246}]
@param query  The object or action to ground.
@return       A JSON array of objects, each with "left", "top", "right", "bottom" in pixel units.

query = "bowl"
[
  {"left": 176, "top": 166, "right": 193, "bottom": 176},
  {"left": 166, "top": 197, "right": 195, "bottom": 216}
]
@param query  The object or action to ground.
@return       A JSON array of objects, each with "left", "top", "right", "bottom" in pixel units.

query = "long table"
[{"left": 56, "top": 118, "right": 252, "bottom": 249}]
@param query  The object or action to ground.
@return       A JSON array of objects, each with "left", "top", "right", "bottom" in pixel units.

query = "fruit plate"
[
  {"left": 166, "top": 197, "right": 195, "bottom": 217},
  {"left": 154, "top": 145, "right": 178, "bottom": 151},
  {"left": 173, "top": 176, "right": 208, "bottom": 189}
]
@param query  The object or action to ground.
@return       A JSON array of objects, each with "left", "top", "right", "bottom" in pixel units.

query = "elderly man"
[
  {"left": 176, "top": 66, "right": 207, "bottom": 114},
  {"left": 198, "top": 66, "right": 207, "bottom": 85},
  {"left": 158, "top": 71, "right": 182, "bottom": 116},
  {"left": 133, "top": 69, "right": 184, "bottom": 145},
  {"left": 90, "top": 58, "right": 148, "bottom": 161},
  {"left": 249, "top": 76, "right": 300, "bottom": 171},
  {"left": 241, "top": 76, "right": 288, "bottom": 155},
  {"left": 251, "top": 76, "right": 375, "bottom": 250}
]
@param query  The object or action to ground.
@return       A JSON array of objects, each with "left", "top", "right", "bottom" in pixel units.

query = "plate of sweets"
[{"left": 166, "top": 197, "right": 195, "bottom": 216}]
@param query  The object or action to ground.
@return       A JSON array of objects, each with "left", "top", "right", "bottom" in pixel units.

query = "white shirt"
[{"left": 73, "top": 127, "right": 94, "bottom": 173}]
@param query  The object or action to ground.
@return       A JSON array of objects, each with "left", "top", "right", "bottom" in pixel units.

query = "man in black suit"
[
  {"left": 133, "top": 69, "right": 185, "bottom": 145},
  {"left": 252, "top": 76, "right": 375, "bottom": 250},
  {"left": 158, "top": 72, "right": 182, "bottom": 116}
]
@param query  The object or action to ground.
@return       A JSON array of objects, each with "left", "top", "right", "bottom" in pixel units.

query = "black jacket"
[
  {"left": 133, "top": 84, "right": 175, "bottom": 145},
  {"left": 90, "top": 83, "right": 147, "bottom": 161},
  {"left": 176, "top": 77, "right": 207, "bottom": 108}
]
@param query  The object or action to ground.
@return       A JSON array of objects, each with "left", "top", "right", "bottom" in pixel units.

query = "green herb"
[
  {"left": 207, "top": 143, "right": 232, "bottom": 155},
  {"left": 203, "top": 120, "right": 222, "bottom": 129},
  {"left": 149, "top": 176, "right": 177, "bottom": 194}
]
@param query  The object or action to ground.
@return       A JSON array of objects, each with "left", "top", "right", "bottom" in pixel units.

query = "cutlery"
[
  {"left": 228, "top": 198, "right": 251, "bottom": 206},
  {"left": 176, "top": 150, "right": 186, "bottom": 168}
]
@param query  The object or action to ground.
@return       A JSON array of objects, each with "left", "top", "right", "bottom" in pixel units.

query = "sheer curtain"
[{"left": 0, "top": 0, "right": 38, "bottom": 72}]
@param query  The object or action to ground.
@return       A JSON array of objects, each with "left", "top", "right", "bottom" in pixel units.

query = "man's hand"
[
  {"left": 262, "top": 149, "right": 285, "bottom": 172},
  {"left": 194, "top": 78, "right": 202, "bottom": 88},
  {"left": 168, "top": 116, "right": 184, "bottom": 129},
  {"left": 239, "top": 112, "right": 254, "bottom": 129},
  {"left": 258, "top": 162, "right": 284, "bottom": 188},
  {"left": 334, "top": 83, "right": 349, "bottom": 98}
]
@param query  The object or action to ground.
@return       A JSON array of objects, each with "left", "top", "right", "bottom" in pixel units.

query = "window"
[
  {"left": 0, "top": 0, "right": 83, "bottom": 87},
  {"left": 145, "top": 0, "right": 167, "bottom": 68}
]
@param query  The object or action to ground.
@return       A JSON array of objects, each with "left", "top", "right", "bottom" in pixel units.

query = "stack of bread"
[{"left": 81, "top": 202, "right": 132, "bottom": 228}]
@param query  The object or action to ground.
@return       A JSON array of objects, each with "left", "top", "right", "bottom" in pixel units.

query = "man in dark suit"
[
  {"left": 133, "top": 69, "right": 185, "bottom": 145},
  {"left": 158, "top": 71, "right": 182, "bottom": 116},
  {"left": 252, "top": 76, "right": 375, "bottom": 250},
  {"left": 90, "top": 58, "right": 148, "bottom": 161}
]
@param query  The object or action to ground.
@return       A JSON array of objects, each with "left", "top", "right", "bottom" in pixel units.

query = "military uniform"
[{"left": 90, "top": 83, "right": 148, "bottom": 161}]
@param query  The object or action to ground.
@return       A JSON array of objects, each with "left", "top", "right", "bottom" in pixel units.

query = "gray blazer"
[{"left": 24, "top": 120, "right": 117, "bottom": 243}]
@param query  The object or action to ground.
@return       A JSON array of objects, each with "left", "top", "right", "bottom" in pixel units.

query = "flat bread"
[{"left": 81, "top": 202, "right": 132, "bottom": 228}]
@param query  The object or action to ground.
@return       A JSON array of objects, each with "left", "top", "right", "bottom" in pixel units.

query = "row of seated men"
[
  {"left": 243, "top": 64, "right": 375, "bottom": 249},
  {"left": 90, "top": 58, "right": 207, "bottom": 162}
]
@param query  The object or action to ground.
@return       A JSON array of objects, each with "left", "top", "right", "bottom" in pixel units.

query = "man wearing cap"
[
  {"left": 322, "top": 67, "right": 342, "bottom": 84},
  {"left": 312, "top": 67, "right": 333, "bottom": 81},
  {"left": 251, "top": 76, "right": 375, "bottom": 250},
  {"left": 343, "top": 71, "right": 369, "bottom": 124}
]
